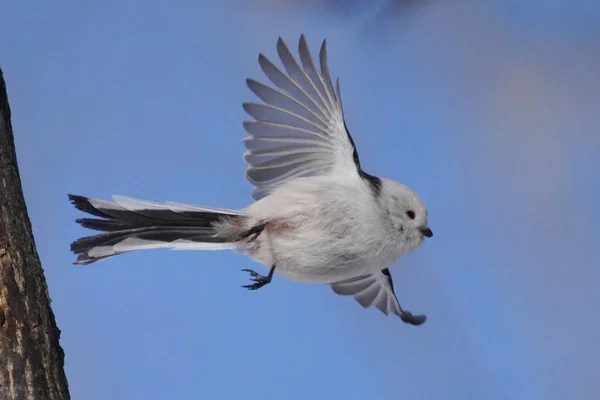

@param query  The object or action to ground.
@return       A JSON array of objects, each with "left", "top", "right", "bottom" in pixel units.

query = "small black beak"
[{"left": 421, "top": 227, "right": 433, "bottom": 238}]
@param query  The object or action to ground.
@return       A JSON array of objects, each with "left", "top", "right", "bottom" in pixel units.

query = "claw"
[
  {"left": 242, "top": 282, "right": 267, "bottom": 290},
  {"left": 242, "top": 269, "right": 263, "bottom": 281},
  {"left": 241, "top": 268, "right": 272, "bottom": 290}
]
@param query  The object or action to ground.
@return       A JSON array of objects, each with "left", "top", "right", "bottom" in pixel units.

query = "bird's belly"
[
  {"left": 239, "top": 177, "right": 393, "bottom": 283},
  {"left": 241, "top": 227, "right": 383, "bottom": 284},
  {"left": 251, "top": 248, "right": 373, "bottom": 284}
]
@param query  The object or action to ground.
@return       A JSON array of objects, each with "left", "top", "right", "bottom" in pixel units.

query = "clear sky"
[{"left": 1, "top": 1, "right": 599, "bottom": 399}]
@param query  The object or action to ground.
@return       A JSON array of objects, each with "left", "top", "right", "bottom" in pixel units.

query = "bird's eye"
[{"left": 406, "top": 210, "right": 416, "bottom": 220}]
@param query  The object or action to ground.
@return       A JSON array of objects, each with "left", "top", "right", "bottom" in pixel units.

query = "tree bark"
[{"left": 0, "top": 68, "right": 70, "bottom": 399}]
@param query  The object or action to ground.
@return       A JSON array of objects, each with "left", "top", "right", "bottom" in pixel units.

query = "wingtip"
[
  {"left": 298, "top": 34, "right": 312, "bottom": 59},
  {"left": 246, "top": 78, "right": 262, "bottom": 94},
  {"left": 241, "top": 102, "right": 252, "bottom": 114},
  {"left": 257, "top": 53, "right": 273, "bottom": 71},
  {"left": 299, "top": 33, "right": 308, "bottom": 47},
  {"left": 276, "top": 36, "right": 284, "bottom": 48},
  {"left": 319, "top": 38, "right": 328, "bottom": 57},
  {"left": 276, "top": 36, "right": 292, "bottom": 56},
  {"left": 257, "top": 52, "right": 268, "bottom": 65},
  {"left": 403, "top": 314, "right": 427, "bottom": 326}
]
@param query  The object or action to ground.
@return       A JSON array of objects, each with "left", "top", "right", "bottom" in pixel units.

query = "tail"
[{"left": 68, "top": 194, "right": 242, "bottom": 265}]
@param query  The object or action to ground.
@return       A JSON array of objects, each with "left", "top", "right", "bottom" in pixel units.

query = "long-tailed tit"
[{"left": 69, "top": 35, "right": 433, "bottom": 325}]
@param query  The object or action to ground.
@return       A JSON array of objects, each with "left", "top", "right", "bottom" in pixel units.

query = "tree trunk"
[{"left": 0, "top": 68, "right": 70, "bottom": 399}]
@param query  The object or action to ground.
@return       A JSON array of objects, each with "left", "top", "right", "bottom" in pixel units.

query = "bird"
[{"left": 68, "top": 34, "right": 433, "bottom": 325}]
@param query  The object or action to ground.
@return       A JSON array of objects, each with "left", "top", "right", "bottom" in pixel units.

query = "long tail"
[{"left": 68, "top": 194, "right": 242, "bottom": 265}]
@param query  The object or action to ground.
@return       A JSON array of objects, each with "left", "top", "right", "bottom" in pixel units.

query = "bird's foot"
[{"left": 241, "top": 269, "right": 272, "bottom": 290}]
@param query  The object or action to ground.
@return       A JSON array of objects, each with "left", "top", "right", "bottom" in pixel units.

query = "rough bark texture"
[{"left": 0, "top": 68, "right": 70, "bottom": 399}]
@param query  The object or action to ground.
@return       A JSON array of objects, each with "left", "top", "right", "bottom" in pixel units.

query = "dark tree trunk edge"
[{"left": 0, "top": 68, "right": 70, "bottom": 399}]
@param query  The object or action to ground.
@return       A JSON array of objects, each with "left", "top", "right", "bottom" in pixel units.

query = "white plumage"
[{"left": 69, "top": 35, "right": 433, "bottom": 325}]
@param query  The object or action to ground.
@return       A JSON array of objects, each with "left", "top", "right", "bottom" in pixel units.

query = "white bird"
[{"left": 69, "top": 35, "right": 433, "bottom": 325}]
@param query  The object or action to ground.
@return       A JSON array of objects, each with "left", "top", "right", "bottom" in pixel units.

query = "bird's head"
[{"left": 379, "top": 178, "right": 432, "bottom": 249}]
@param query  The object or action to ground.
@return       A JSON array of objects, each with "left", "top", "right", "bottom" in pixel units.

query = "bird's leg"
[
  {"left": 238, "top": 222, "right": 267, "bottom": 242},
  {"left": 242, "top": 264, "right": 276, "bottom": 290},
  {"left": 395, "top": 295, "right": 427, "bottom": 326}
]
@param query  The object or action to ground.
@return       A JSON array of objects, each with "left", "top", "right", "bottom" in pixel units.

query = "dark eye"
[{"left": 406, "top": 210, "right": 416, "bottom": 220}]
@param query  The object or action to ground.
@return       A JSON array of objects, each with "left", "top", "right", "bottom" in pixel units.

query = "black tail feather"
[
  {"left": 75, "top": 218, "right": 130, "bottom": 232},
  {"left": 68, "top": 194, "right": 225, "bottom": 227},
  {"left": 68, "top": 194, "right": 239, "bottom": 265},
  {"left": 69, "top": 194, "right": 115, "bottom": 219}
]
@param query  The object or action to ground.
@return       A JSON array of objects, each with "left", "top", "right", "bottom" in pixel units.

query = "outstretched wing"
[
  {"left": 331, "top": 269, "right": 408, "bottom": 319},
  {"left": 243, "top": 34, "right": 363, "bottom": 200}
]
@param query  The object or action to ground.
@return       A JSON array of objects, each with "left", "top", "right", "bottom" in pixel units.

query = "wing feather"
[
  {"left": 243, "top": 35, "right": 362, "bottom": 200},
  {"left": 277, "top": 37, "right": 331, "bottom": 116},
  {"left": 246, "top": 79, "right": 330, "bottom": 128},
  {"left": 331, "top": 269, "right": 406, "bottom": 319}
]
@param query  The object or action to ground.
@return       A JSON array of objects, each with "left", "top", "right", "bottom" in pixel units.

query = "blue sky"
[{"left": 1, "top": 1, "right": 599, "bottom": 399}]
